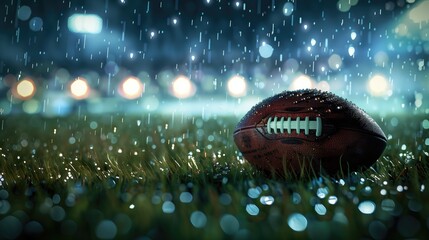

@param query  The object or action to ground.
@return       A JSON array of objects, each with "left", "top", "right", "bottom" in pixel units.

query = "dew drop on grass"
[
  {"left": 408, "top": 199, "right": 422, "bottom": 212},
  {"left": 0, "top": 216, "right": 22, "bottom": 239},
  {"left": 288, "top": 213, "right": 307, "bottom": 232},
  {"left": 90, "top": 121, "right": 98, "bottom": 129},
  {"left": 95, "top": 220, "right": 117, "bottom": 240},
  {"left": 328, "top": 196, "right": 338, "bottom": 205},
  {"left": 179, "top": 192, "right": 193, "bottom": 203},
  {"left": 24, "top": 221, "right": 44, "bottom": 235},
  {"left": 50, "top": 206, "right": 66, "bottom": 222},
  {"left": 247, "top": 187, "right": 261, "bottom": 199},
  {"left": 317, "top": 187, "right": 328, "bottom": 198},
  {"left": 314, "top": 203, "right": 327, "bottom": 215},
  {"left": 220, "top": 214, "right": 239, "bottom": 235},
  {"left": 162, "top": 201, "right": 175, "bottom": 214},
  {"left": 397, "top": 215, "right": 421, "bottom": 238},
  {"left": 422, "top": 119, "right": 429, "bottom": 129},
  {"left": 151, "top": 195, "right": 161, "bottom": 205},
  {"left": 333, "top": 210, "right": 349, "bottom": 224},
  {"left": 219, "top": 193, "right": 232, "bottom": 205},
  {"left": 246, "top": 204, "right": 259, "bottom": 216},
  {"left": 260, "top": 195, "right": 274, "bottom": 205},
  {"left": 292, "top": 192, "right": 301, "bottom": 204},
  {"left": 368, "top": 220, "right": 387, "bottom": 240},
  {"left": 358, "top": 201, "right": 376, "bottom": 214},
  {"left": 190, "top": 211, "right": 207, "bottom": 228},
  {"left": 0, "top": 200, "right": 11, "bottom": 214}
]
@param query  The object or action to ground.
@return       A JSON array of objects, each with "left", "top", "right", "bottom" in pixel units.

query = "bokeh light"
[
  {"left": 170, "top": 75, "right": 196, "bottom": 99},
  {"left": 283, "top": 2, "right": 294, "bottom": 16},
  {"left": 70, "top": 78, "right": 90, "bottom": 100},
  {"left": 227, "top": 75, "right": 247, "bottom": 97},
  {"left": 316, "top": 81, "right": 330, "bottom": 92},
  {"left": 14, "top": 79, "right": 36, "bottom": 100},
  {"left": 259, "top": 42, "right": 274, "bottom": 58},
  {"left": 118, "top": 76, "right": 144, "bottom": 99},
  {"left": 29, "top": 17, "right": 43, "bottom": 31},
  {"left": 17, "top": 6, "right": 32, "bottom": 21},
  {"left": 328, "top": 54, "right": 342, "bottom": 70},
  {"left": 190, "top": 211, "right": 207, "bottom": 228},
  {"left": 288, "top": 213, "right": 308, "bottom": 232},
  {"left": 367, "top": 75, "right": 392, "bottom": 97},
  {"left": 68, "top": 14, "right": 102, "bottom": 34},
  {"left": 289, "top": 75, "right": 315, "bottom": 90},
  {"left": 358, "top": 201, "right": 376, "bottom": 214}
]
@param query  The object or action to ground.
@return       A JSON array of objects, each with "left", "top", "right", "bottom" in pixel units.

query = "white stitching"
[{"left": 266, "top": 116, "right": 322, "bottom": 137}]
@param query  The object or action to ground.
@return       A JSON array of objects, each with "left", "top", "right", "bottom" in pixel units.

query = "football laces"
[{"left": 266, "top": 116, "right": 322, "bottom": 137}]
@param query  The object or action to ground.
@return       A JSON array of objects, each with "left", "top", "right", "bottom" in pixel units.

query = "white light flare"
[
  {"left": 227, "top": 75, "right": 247, "bottom": 98},
  {"left": 367, "top": 75, "right": 392, "bottom": 97},
  {"left": 68, "top": 14, "right": 102, "bottom": 34},
  {"left": 289, "top": 75, "right": 315, "bottom": 91},
  {"left": 70, "top": 78, "right": 90, "bottom": 100},
  {"left": 118, "top": 76, "right": 144, "bottom": 99},
  {"left": 13, "top": 79, "right": 36, "bottom": 100},
  {"left": 170, "top": 75, "right": 196, "bottom": 99}
]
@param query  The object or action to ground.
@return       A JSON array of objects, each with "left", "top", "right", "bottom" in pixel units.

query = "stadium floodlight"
[
  {"left": 118, "top": 77, "right": 144, "bottom": 99},
  {"left": 68, "top": 14, "right": 102, "bottom": 34},
  {"left": 227, "top": 75, "right": 247, "bottom": 98},
  {"left": 70, "top": 77, "right": 91, "bottom": 99},
  {"left": 13, "top": 79, "right": 36, "bottom": 100},
  {"left": 170, "top": 75, "right": 196, "bottom": 99}
]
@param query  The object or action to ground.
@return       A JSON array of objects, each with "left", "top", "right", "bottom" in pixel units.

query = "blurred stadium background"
[{"left": 0, "top": 0, "right": 428, "bottom": 117}]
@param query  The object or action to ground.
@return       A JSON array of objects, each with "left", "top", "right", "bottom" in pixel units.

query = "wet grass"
[{"left": 0, "top": 112, "right": 428, "bottom": 239}]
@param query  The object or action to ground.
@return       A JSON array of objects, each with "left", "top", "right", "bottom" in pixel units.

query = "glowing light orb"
[
  {"left": 358, "top": 201, "right": 376, "bottom": 215},
  {"left": 170, "top": 75, "right": 196, "bottom": 99},
  {"left": 227, "top": 75, "right": 247, "bottom": 97},
  {"left": 259, "top": 42, "right": 274, "bottom": 58},
  {"left": 29, "top": 17, "right": 43, "bottom": 31},
  {"left": 351, "top": 31, "right": 357, "bottom": 40},
  {"left": 288, "top": 213, "right": 307, "bottom": 232},
  {"left": 15, "top": 79, "right": 36, "bottom": 100},
  {"left": 289, "top": 75, "right": 315, "bottom": 90},
  {"left": 283, "top": 2, "right": 294, "bottom": 16},
  {"left": 17, "top": 6, "right": 32, "bottom": 21},
  {"left": 374, "top": 51, "right": 389, "bottom": 67},
  {"left": 119, "top": 77, "right": 144, "bottom": 99},
  {"left": 328, "top": 54, "right": 342, "bottom": 70},
  {"left": 367, "top": 75, "right": 392, "bottom": 97},
  {"left": 316, "top": 81, "right": 330, "bottom": 92},
  {"left": 68, "top": 14, "right": 102, "bottom": 34},
  {"left": 70, "top": 78, "right": 90, "bottom": 99}
]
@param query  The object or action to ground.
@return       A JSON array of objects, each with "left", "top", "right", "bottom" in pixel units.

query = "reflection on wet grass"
[{"left": 0, "top": 113, "right": 429, "bottom": 239}]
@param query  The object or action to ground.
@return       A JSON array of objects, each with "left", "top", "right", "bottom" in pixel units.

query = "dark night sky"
[{"left": 0, "top": 0, "right": 414, "bottom": 75}]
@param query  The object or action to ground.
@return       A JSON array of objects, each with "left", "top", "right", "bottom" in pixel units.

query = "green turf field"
[{"left": 0, "top": 112, "right": 428, "bottom": 239}]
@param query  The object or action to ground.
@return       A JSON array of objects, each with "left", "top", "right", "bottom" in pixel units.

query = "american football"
[{"left": 234, "top": 89, "right": 387, "bottom": 176}]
